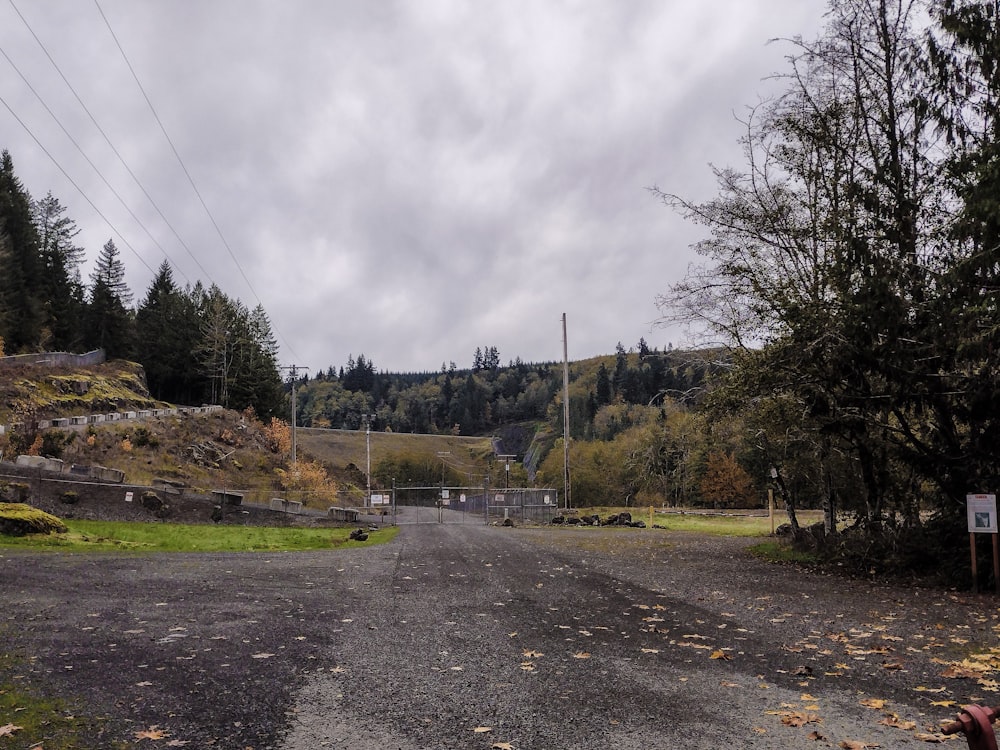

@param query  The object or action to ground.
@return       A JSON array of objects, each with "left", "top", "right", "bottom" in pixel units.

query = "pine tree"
[
  {"left": 135, "top": 262, "right": 197, "bottom": 401},
  {"left": 0, "top": 150, "right": 44, "bottom": 352},
  {"left": 86, "top": 239, "right": 134, "bottom": 358},
  {"left": 33, "top": 192, "right": 85, "bottom": 350}
]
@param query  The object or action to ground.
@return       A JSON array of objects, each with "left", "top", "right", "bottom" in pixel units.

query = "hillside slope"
[{"left": 0, "top": 359, "right": 166, "bottom": 425}]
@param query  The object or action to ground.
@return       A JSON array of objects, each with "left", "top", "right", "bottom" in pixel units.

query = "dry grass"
[{"left": 296, "top": 427, "right": 494, "bottom": 473}]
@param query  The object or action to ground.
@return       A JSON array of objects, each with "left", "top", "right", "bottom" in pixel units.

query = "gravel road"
[{"left": 2, "top": 522, "right": 997, "bottom": 749}]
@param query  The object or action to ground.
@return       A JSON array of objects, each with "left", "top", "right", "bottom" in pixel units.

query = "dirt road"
[{"left": 2, "top": 523, "right": 996, "bottom": 748}]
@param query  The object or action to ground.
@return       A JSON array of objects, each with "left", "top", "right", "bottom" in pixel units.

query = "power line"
[
  {"left": 7, "top": 0, "right": 212, "bottom": 284},
  {"left": 92, "top": 0, "right": 302, "bottom": 361},
  {"left": 0, "top": 91, "right": 156, "bottom": 277},
  {"left": 0, "top": 35, "right": 190, "bottom": 285}
]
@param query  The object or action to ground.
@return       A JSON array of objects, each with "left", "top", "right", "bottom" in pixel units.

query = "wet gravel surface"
[{"left": 2, "top": 523, "right": 999, "bottom": 748}]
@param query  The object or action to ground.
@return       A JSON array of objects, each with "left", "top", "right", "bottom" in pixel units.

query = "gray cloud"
[{"left": 0, "top": 0, "right": 828, "bottom": 372}]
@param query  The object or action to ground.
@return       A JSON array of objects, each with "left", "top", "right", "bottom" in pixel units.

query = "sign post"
[{"left": 966, "top": 494, "right": 999, "bottom": 594}]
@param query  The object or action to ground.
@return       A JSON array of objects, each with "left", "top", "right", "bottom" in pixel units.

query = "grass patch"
[
  {"left": 0, "top": 651, "right": 131, "bottom": 750},
  {"left": 653, "top": 513, "right": 777, "bottom": 537},
  {"left": 748, "top": 540, "right": 818, "bottom": 564},
  {"left": 0, "top": 520, "right": 399, "bottom": 553}
]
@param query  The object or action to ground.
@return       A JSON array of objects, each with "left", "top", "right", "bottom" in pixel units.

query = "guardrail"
[
  {"left": 0, "top": 405, "right": 224, "bottom": 436},
  {"left": 0, "top": 349, "right": 105, "bottom": 369}
]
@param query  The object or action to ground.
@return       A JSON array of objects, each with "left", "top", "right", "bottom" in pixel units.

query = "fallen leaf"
[
  {"left": 720, "top": 680, "right": 740, "bottom": 688},
  {"left": 522, "top": 650, "right": 543, "bottom": 659},
  {"left": 878, "top": 715, "right": 916, "bottom": 730},
  {"left": 941, "top": 666, "right": 979, "bottom": 679},
  {"left": 839, "top": 742, "right": 880, "bottom": 749},
  {"left": 472, "top": 726, "right": 493, "bottom": 733},
  {"left": 135, "top": 726, "right": 170, "bottom": 740},
  {"left": 930, "top": 700, "right": 956, "bottom": 707},
  {"left": 710, "top": 649, "right": 732, "bottom": 660},
  {"left": 808, "top": 730, "right": 825, "bottom": 741},
  {"left": 165, "top": 741, "right": 190, "bottom": 747},
  {"left": 492, "top": 744, "right": 514, "bottom": 750},
  {"left": 913, "top": 732, "right": 949, "bottom": 743},
  {"left": 641, "top": 648, "right": 660, "bottom": 654},
  {"left": 860, "top": 698, "right": 887, "bottom": 710},
  {"left": 573, "top": 651, "right": 591, "bottom": 659},
  {"left": 914, "top": 686, "right": 948, "bottom": 693},
  {"left": 777, "top": 711, "right": 822, "bottom": 727},
  {"left": 0, "top": 724, "right": 23, "bottom": 738},
  {"left": 251, "top": 652, "right": 275, "bottom": 659}
]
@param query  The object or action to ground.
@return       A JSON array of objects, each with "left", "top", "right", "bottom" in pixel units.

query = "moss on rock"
[{"left": 0, "top": 503, "right": 69, "bottom": 536}]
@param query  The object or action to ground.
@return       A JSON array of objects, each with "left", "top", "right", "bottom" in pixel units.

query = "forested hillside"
[
  {"left": 293, "top": 342, "right": 725, "bottom": 506},
  {"left": 0, "top": 151, "right": 285, "bottom": 419}
]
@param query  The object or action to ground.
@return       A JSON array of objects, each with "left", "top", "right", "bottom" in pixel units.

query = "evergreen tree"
[
  {"left": 0, "top": 150, "right": 44, "bottom": 352},
  {"left": 86, "top": 239, "right": 134, "bottom": 358},
  {"left": 595, "top": 362, "right": 612, "bottom": 406},
  {"left": 135, "top": 262, "right": 199, "bottom": 401},
  {"left": 33, "top": 192, "right": 85, "bottom": 351}
]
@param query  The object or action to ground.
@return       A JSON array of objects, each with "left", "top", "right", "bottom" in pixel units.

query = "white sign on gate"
[
  {"left": 967, "top": 494, "right": 998, "bottom": 534},
  {"left": 459, "top": 494, "right": 466, "bottom": 503}
]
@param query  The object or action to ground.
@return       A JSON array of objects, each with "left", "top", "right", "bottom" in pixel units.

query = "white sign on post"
[{"left": 967, "top": 494, "right": 998, "bottom": 534}]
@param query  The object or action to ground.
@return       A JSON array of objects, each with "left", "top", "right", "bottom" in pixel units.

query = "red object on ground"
[{"left": 942, "top": 704, "right": 1000, "bottom": 750}]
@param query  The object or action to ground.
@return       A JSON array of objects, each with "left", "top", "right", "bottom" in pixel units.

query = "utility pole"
[
  {"left": 436, "top": 451, "right": 451, "bottom": 497},
  {"left": 497, "top": 454, "right": 516, "bottom": 489},
  {"left": 562, "top": 313, "right": 571, "bottom": 509},
  {"left": 281, "top": 365, "right": 309, "bottom": 466},
  {"left": 362, "top": 413, "right": 375, "bottom": 508}
]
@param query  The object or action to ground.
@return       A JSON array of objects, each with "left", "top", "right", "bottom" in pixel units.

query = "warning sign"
[{"left": 967, "top": 494, "right": 998, "bottom": 534}]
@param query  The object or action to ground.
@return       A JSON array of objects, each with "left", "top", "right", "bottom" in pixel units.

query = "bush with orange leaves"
[
  {"left": 241, "top": 407, "right": 291, "bottom": 455},
  {"left": 274, "top": 460, "right": 337, "bottom": 506}
]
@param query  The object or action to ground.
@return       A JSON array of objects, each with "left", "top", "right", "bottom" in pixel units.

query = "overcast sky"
[{"left": 1, "top": 0, "right": 828, "bottom": 373}]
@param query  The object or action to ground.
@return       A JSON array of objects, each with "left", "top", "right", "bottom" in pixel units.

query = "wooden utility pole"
[
  {"left": 281, "top": 364, "right": 309, "bottom": 466},
  {"left": 562, "top": 313, "right": 571, "bottom": 509}
]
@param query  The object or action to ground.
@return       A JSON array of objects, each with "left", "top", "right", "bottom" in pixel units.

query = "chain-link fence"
[{"left": 387, "top": 485, "right": 560, "bottom": 524}]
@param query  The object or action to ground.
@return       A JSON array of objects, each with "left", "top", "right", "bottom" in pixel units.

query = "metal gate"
[{"left": 388, "top": 486, "right": 560, "bottom": 525}]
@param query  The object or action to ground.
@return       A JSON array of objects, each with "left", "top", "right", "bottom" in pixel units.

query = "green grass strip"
[{"left": 0, "top": 520, "right": 399, "bottom": 553}]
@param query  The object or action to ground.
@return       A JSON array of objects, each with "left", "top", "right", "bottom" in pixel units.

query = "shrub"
[
  {"left": 59, "top": 491, "right": 79, "bottom": 505},
  {"left": 40, "top": 429, "right": 75, "bottom": 459},
  {"left": 132, "top": 426, "right": 158, "bottom": 448}
]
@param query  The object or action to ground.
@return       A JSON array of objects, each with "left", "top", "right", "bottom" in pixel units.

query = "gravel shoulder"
[{"left": 2, "top": 524, "right": 997, "bottom": 749}]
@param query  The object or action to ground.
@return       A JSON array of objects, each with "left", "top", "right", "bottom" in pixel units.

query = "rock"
[
  {"left": 211, "top": 505, "right": 224, "bottom": 523},
  {"left": 502, "top": 517, "right": 514, "bottom": 527},
  {"left": 566, "top": 516, "right": 581, "bottom": 525},
  {"left": 140, "top": 491, "right": 162, "bottom": 511},
  {"left": 551, "top": 515, "right": 565, "bottom": 525},
  {"left": 349, "top": 528, "right": 369, "bottom": 542}
]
